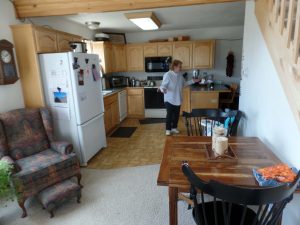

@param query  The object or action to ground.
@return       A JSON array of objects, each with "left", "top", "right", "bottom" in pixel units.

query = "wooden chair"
[
  {"left": 182, "top": 109, "right": 242, "bottom": 136},
  {"left": 219, "top": 83, "right": 238, "bottom": 109},
  {"left": 182, "top": 162, "right": 300, "bottom": 225}
]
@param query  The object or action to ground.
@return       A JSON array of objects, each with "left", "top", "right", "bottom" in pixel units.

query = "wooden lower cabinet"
[
  {"left": 181, "top": 87, "right": 191, "bottom": 113},
  {"left": 127, "top": 88, "right": 145, "bottom": 118},
  {"left": 191, "top": 91, "right": 219, "bottom": 109},
  {"left": 104, "top": 93, "right": 120, "bottom": 134}
]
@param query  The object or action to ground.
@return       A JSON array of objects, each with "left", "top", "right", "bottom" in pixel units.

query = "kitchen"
[
  {"left": 83, "top": 4, "right": 243, "bottom": 135},
  {"left": 2, "top": 1, "right": 300, "bottom": 225},
  {"left": 7, "top": 2, "right": 244, "bottom": 165}
]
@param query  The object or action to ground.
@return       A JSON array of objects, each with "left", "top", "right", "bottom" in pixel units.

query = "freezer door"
[
  {"left": 77, "top": 113, "right": 106, "bottom": 165},
  {"left": 69, "top": 53, "right": 104, "bottom": 125}
]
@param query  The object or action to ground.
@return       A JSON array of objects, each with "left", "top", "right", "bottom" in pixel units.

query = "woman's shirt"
[{"left": 160, "top": 71, "right": 194, "bottom": 106}]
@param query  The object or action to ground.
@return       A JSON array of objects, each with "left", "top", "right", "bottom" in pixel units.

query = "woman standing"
[{"left": 159, "top": 60, "right": 199, "bottom": 136}]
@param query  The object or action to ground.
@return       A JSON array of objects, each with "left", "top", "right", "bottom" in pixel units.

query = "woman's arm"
[
  {"left": 159, "top": 72, "right": 170, "bottom": 93},
  {"left": 182, "top": 78, "right": 200, "bottom": 87}
]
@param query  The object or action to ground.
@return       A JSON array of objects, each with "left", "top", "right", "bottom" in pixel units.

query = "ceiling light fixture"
[
  {"left": 85, "top": 21, "right": 100, "bottom": 30},
  {"left": 125, "top": 12, "right": 161, "bottom": 31}
]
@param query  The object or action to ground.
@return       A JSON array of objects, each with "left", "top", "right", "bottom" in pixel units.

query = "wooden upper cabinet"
[
  {"left": 35, "top": 28, "right": 58, "bottom": 53},
  {"left": 157, "top": 43, "right": 172, "bottom": 56},
  {"left": 172, "top": 42, "right": 193, "bottom": 70},
  {"left": 92, "top": 42, "right": 113, "bottom": 74},
  {"left": 193, "top": 40, "right": 215, "bottom": 69},
  {"left": 112, "top": 44, "right": 127, "bottom": 72},
  {"left": 126, "top": 44, "right": 144, "bottom": 72},
  {"left": 144, "top": 44, "right": 158, "bottom": 57},
  {"left": 57, "top": 34, "right": 73, "bottom": 52}
]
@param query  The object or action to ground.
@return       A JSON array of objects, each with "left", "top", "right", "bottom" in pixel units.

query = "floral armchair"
[{"left": 0, "top": 108, "right": 81, "bottom": 218}]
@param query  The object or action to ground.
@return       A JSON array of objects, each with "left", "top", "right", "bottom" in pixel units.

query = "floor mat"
[
  {"left": 110, "top": 127, "right": 137, "bottom": 138},
  {"left": 139, "top": 118, "right": 166, "bottom": 124}
]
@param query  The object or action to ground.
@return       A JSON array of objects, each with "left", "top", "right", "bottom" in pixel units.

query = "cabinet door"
[
  {"left": 172, "top": 42, "right": 192, "bottom": 70},
  {"left": 72, "top": 37, "right": 82, "bottom": 42},
  {"left": 181, "top": 87, "right": 191, "bottom": 114},
  {"left": 104, "top": 44, "right": 113, "bottom": 73},
  {"left": 191, "top": 92, "right": 219, "bottom": 109},
  {"left": 92, "top": 42, "right": 113, "bottom": 74},
  {"left": 193, "top": 40, "right": 215, "bottom": 69},
  {"left": 112, "top": 44, "right": 127, "bottom": 72},
  {"left": 157, "top": 43, "right": 172, "bottom": 56},
  {"left": 35, "top": 29, "right": 58, "bottom": 53},
  {"left": 111, "top": 101, "right": 120, "bottom": 127},
  {"left": 144, "top": 44, "right": 157, "bottom": 57},
  {"left": 128, "top": 95, "right": 145, "bottom": 117},
  {"left": 126, "top": 45, "right": 144, "bottom": 72},
  {"left": 57, "top": 34, "right": 73, "bottom": 52},
  {"left": 127, "top": 88, "right": 144, "bottom": 118},
  {"left": 104, "top": 104, "right": 112, "bottom": 134}
]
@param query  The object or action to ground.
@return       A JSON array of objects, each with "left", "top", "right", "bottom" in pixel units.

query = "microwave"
[
  {"left": 110, "top": 76, "right": 130, "bottom": 88},
  {"left": 145, "top": 56, "right": 172, "bottom": 73}
]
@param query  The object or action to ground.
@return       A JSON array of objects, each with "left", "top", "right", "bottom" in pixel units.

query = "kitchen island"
[{"left": 182, "top": 84, "right": 231, "bottom": 112}]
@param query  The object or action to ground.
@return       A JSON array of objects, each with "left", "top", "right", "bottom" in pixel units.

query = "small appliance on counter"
[
  {"left": 110, "top": 76, "right": 130, "bottom": 88},
  {"left": 145, "top": 76, "right": 163, "bottom": 87},
  {"left": 69, "top": 42, "right": 87, "bottom": 53}
]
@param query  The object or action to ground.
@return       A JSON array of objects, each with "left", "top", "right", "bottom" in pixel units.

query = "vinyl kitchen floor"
[{"left": 87, "top": 118, "right": 186, "bottom": 169}]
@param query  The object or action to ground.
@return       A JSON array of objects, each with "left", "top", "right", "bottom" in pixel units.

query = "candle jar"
[
  {"left": 215, "top": 137, "right": 229, "bottom": 155},
  {"left": 212, "top": 126, "right": 225, "bottom": 151}
]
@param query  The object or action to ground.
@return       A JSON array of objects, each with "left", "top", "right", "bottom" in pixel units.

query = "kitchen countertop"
[
  {"left": 102, "top": 86, "right": 145, "bottom": 98},
  {"left": 190, "top": 84, "right": 231, "bottom": 93},
  {"left": 102, "top": 87, "right": 126, "bottom": 98},
  {"left": 102, "top": 84, "right": 230, "bottom": 98}
]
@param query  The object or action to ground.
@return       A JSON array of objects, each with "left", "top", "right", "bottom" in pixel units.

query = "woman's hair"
[{"left": 171, "top": 59, "right": 183, "bottom": 70}]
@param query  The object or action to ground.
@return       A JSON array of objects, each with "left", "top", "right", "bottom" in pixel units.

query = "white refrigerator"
[{"left": 39, "top": 52, "right": 107, "bottom": 166}]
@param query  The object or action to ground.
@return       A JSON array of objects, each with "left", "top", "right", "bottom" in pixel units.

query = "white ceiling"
[{"left": 63, "top": 1, "right": 245, "bottom": 33}]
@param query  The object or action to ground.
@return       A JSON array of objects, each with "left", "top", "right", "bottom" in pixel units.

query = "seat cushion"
[
  {"left": 193, "top": 201, "right": 257, "bottom": 225},
  {"left": 15, "top": 149, "right": 78, "bottom": 185},
  {"left": 0, "top": 109, "right": 50, "bottom": 160},
  {"left": 38, "top": 179, "right": 81, "bottom": 210}
]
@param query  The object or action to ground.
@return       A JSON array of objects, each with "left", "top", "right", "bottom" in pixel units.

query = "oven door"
[{"left": 144, "top": 88, "right": 165, "bottom": 109}]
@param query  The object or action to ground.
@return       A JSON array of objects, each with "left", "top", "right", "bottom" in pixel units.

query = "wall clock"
[{"left": 0, "top": 39, "right": 18, "bottom": 85}]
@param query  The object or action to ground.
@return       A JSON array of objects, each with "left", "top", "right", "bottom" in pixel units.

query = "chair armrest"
[
  {"left": 0, "top": 156, "right": 20, "bottom": 173},
  {"left": 51, "top": 141, "right": 74, "bottom": 155}
]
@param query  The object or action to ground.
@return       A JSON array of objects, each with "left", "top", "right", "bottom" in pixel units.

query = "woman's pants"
[{"left": 165, "top": 102, "right": 181, "bottom": 130}]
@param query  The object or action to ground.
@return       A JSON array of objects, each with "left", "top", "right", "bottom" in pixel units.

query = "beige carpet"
[{"left": 0, "top": 165, "right": 195, "bottom": 225}]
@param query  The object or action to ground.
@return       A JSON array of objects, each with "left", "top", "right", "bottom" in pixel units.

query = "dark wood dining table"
[{"left": 157, "top": 136, "right": 287, "bottom": 225}]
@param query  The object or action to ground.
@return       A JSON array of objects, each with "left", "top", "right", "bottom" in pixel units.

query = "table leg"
[{"left": 169, "top": 187, "right": 178, "bottom": 225}]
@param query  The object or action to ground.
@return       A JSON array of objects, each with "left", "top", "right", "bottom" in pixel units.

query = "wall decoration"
[
  {"left": 0, "top": 40, "right": 18, "bottom": 85},
  {"left": 226, "top": 51, "right": 234, "bottom": 77},
  {"left": 106, "top": 33, "right": 127, "bottom": 44}
]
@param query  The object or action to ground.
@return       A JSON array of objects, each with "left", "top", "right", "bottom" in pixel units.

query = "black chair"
[
  {"left": 182, "top": 162, "right": 300, "bottom": 225},
  {"left": 182, "top": 109, "right": 242, "bottom": 136}
]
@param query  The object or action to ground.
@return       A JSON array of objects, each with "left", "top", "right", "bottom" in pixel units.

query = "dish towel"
[{"left": 253, "top": 167, "right": 300, "bottom": 188}]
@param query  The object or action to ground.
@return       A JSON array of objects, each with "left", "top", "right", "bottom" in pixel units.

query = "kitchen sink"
[{"left": 102, "top": 90, "right": 113, "bottom": 96}]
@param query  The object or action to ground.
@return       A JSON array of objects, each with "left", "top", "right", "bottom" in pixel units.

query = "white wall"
[
  {"left": 124, "top": 26, "right": 243, "bottom": 83},
  {"left": 240, "top": 2, "right": 300, "bottom": 224},
  {"left": 0, "top": 0, "right": 24, "bottom": 113},
  {"left": 30, "top": 17, "right": 95, "bottom": 40},
  {"left": 0, "top": 0, "right": 95, "bottom": 113}
]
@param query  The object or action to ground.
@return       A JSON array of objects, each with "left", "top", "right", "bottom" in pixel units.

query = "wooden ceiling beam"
[{"left": 13, "top": 0, "right": 241, "bottom": 18}]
